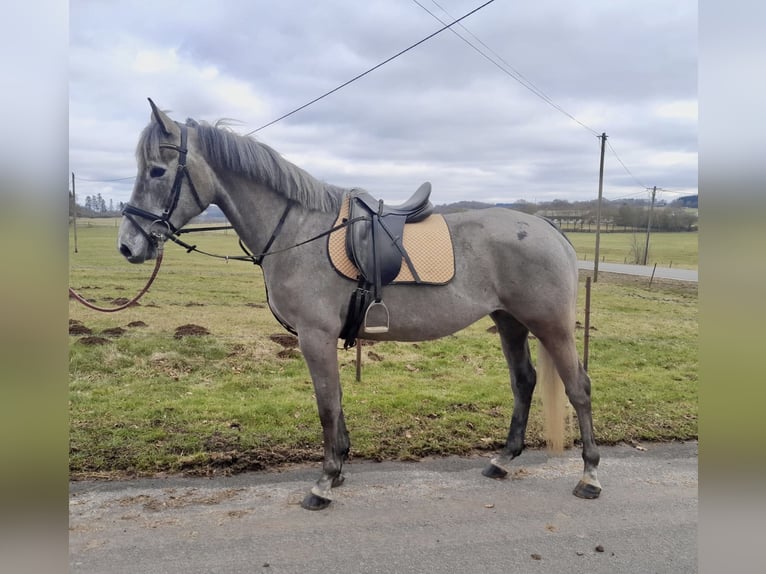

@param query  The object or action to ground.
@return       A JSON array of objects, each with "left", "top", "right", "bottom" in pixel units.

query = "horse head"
[{"left": 118, "top": 99, "right": 215, "bottom": 263}]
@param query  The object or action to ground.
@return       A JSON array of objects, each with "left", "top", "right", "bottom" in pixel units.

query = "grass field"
[
  {"left": 567, "top": 230, "right": 698, "bottom": 269},
  {"left": 69, "top": 219, "right": 697, "bottom": 478}
]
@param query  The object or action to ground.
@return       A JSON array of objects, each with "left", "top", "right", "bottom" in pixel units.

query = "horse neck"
[{"left": 212, "top": 172, "right": 334, "bottom": 260}]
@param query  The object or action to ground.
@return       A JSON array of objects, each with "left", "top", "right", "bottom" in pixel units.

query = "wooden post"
[
  {"left": 71, "top": 172, "right": 78, "bottom": 254},
  {"left": 593, "top": 133, "right": 607, "bottom": 282},
  {"left": 642, "top": 186, "right": 657, "bottom": 265},
  {"left": 649, "top": 262, "right": 658, "bottom": 288},
  {"left": 583, "top": 276, "right": 592, "bottom": 372},
  {"left": 356, "top": 341, "right": 362, "bottom": 382}
]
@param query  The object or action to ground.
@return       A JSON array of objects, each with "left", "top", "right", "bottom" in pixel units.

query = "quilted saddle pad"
[{"left": 327, "top": 194, "right": 455, "bottom": 285}]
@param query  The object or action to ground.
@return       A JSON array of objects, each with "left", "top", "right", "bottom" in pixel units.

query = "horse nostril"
[{"left": 119, "top": 244, "right": 133, "bottom": 259}]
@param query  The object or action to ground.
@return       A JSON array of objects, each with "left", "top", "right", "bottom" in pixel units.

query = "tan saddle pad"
[{"left": 328, "top": 195, "right": 455, "bottom": 285}]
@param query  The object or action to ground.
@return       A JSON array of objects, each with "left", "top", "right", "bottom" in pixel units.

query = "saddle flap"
[{"left": 346, "top": 196, "right": 405, "bottom": 286}]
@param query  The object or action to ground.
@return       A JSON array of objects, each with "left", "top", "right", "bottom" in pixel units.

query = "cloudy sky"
[{"left": 69, "top": 0, "right": 697, "bottom": 208}]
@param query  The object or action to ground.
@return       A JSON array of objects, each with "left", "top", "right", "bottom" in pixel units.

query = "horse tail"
[{"left": 537, "top": 342, "right": 567, "bottom": 454}]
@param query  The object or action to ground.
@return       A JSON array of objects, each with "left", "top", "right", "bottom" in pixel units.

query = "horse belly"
[{"left": 369, "top": 281, "right": 499, "bottom": 342}]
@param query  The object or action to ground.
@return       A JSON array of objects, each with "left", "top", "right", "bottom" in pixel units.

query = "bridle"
[
  {"left": 121, "top": 123, "right": 206, "bottom": 246},
  {"left": 68, "top": 123, "right": 205, "bottom": 313},
  {"left": 72, "top": 121, "right": 363, "bottom": 315}
]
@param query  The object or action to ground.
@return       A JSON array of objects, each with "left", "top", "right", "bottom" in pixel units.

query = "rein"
[
  {"left": 71, "top": 118, "right": 364, "bottom": 314},
  {"left": 166, "top": 211, "right": 367, "bottom": 265},
  {"left": 68, "top": 244, "right": 164, "bottom": 312},
  {"left": 69, "top": 213, "right": 366, "bottom": 313}
]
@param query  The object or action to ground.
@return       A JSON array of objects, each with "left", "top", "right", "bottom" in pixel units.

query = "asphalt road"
[
  {"left": 70, "top": 441, "right": 697, "bottom": 574},
  {"left": 577, "top": 260, "right": 698, "bottom": 282}
]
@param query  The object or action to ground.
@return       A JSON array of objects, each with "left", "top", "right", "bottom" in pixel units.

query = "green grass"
[
  {"left": 69, "top": 220, "right": 697, "bottom": 478},
  {"left": 567, "top": 230, "right": 698, "bottom": 269}
]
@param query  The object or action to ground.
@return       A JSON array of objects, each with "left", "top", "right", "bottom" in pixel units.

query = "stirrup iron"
[{"left": 363, "top": 300, "right": 389, "bottom": 334}]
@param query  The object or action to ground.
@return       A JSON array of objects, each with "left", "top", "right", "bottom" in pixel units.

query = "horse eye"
[{"left": 149, "top": 166, "right": 166, "bottom": 178}]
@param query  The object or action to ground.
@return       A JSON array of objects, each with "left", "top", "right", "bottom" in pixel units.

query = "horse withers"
[{"left": 118, "top": 99, "right": 601, "bottom": 510}]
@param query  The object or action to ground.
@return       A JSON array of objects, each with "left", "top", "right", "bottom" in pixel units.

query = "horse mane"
[{"left": 136, "top": 118, "right": 346, "bottom": 213}]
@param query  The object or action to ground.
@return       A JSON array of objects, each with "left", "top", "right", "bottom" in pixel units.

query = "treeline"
[
  {"left": 69, "top": 191, "right": 125, "bottom": 218},
  {"left": 435, "top": 197, "right": 698, "bottom": 232}
]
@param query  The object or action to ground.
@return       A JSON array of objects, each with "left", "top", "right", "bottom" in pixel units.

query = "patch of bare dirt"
[
  {"left": 185, "top": 302, "right": 204, "bottom": 307},
  {"left": 204, "top": 431, "right": 240, "bottom": 452},
  {"left": 127, "top": 321, "right": 148, "bottom": 328},
  {"left": 269, "top": 333, "right": 298, "bottom": 348},
  {"left": 174, "top": 324, "right": 210, "bottom": 338},
  {"left": 182, "top": 447, "right": 323, "bottom": 476},
  {"left": 277, "top": 349, "right": 301, "bottom": 360},
  {"left": 77, "top": 336, "right": 110, "bottom": 346},
  {"left": 367, "top": 351, "right": 383, "bottom": 362},
  {"left": 245, "top": 303, "right": 265, "bottom": 308},
  {"left": 69, "top": 324, "right": 92, "bottom": 336},
  {"left": 102, "top": 327, "right": 126, "bottom": 337}
]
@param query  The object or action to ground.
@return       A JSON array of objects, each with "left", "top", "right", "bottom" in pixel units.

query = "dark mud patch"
[
  {"left": 269, "top": 333, "right": 298, "bottom": 348},
  {"left": 69, "top": 324, "right": 93, "bottom": 336},
  {"left": 183, "top": 447, "right": 323, "bottom": 476},
  {"left": 174, "top": 324, "right": 210, "bottom": 338},
  {"left": 102, "top": 327, "right": 126, "bottom": 337},
  {"left": 127, "top": 321, "right": 148, "bottom": 328}
]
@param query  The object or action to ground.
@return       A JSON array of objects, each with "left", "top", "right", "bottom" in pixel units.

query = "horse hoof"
[
  {"left": 332, "top": 474, "right": 345, "bottom": 488},
  {"left": 301, "top": 493, "right": 332, "bottom": 511},
  {"left": 482, "top": 463, "right": 508, "bottom": 480},
  {"left": 573, "top": 481, "right": 601, "bottom": 499}
]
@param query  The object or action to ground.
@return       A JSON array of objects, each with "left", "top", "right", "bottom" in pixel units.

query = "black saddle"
[{"left": 340, "top": 182, "right": 433, "bottom": 343}]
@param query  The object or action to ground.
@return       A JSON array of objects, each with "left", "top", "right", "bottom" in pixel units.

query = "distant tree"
[
  {"left": 615, "top": 204, "right": 643, "bottom": 228},
  {"left": 511, "top": 200, "right": 538, "bottom": 214}
]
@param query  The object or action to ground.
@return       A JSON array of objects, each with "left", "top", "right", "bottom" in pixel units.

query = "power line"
[
  {"left": 245, "top": 0, "right": 497, "bottom": 135},
  {"left": 74, "top": 175, "right": 135, "bottom": 182},
  {"left": 604, "top": 189, "right": 652, "bottom": 201},
  {"left": 414, "top": 0, "right": 600, "bottom": 137},
  {"left": 606, "top": 140, "right": 648, "bottom": 189}
]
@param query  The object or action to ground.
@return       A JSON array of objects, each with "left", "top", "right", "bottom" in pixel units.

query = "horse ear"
[{"left": 147, "top": 98, "right": 175, "bottom": 136}]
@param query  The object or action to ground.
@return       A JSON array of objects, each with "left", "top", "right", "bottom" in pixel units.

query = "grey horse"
[{"left": 118, "top": 99, "right": 601, "bottom": 510}]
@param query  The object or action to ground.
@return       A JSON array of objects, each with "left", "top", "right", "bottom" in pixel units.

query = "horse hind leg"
[
  {"left": 539, "top": 330, "right": 602, "bottom": 499},
  {"left": 482, "top": 311, "right": 537, "bottom": 479}
]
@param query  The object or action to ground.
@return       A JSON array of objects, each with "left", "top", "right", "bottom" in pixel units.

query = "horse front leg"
[{"left": 298, "top": 328, "right": 350, "bottom": 510}]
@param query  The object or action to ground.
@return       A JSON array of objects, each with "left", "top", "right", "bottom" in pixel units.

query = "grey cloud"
[{"left": 69, "top": 0, "right": 697, "bottom": 206}]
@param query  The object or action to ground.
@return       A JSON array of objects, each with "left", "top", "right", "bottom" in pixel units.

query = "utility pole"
[
  {"left": 642, "top": 186, "right": 657, "bottom": 265},
  {"left": 71, "top": 172, "right": 78, "bottom": 254},
  {"left": 593, "top": 133, "right": 607, "bottom": 282}
]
